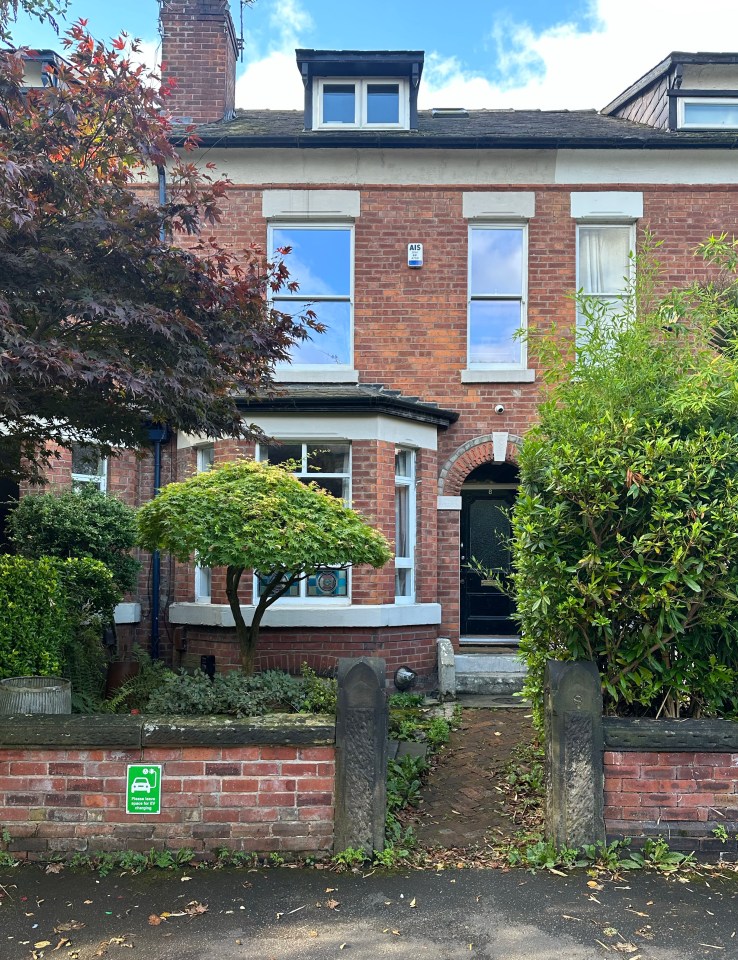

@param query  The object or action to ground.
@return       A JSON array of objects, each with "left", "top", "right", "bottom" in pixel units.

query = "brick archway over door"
[{"left": 439, "top": 433, "right": 523, "bottom": 497}]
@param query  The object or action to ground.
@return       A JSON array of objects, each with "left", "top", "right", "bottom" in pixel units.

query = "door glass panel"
[{"left": 469, "top": 499, "right": 511, "bottom": 572}]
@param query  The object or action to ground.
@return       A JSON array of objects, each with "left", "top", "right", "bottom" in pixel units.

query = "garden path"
[{"left": 407, "top": 706, "right": 537, "bottom": 849}]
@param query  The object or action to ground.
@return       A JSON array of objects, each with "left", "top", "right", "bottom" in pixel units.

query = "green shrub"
[
  {"left": 513, "top": 236, "right": 738, "bottom": 726},
  {"left": 8, "top": 486, "right": 138, "bottom": 595},
  {"left": 137, "top": 667, "right": 337, "bottom": 718},
  {"left": 0, "top": 555, "right": 71, "bottom": 678}
]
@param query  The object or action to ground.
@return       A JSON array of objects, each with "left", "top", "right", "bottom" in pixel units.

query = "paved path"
[
  {"left": 1, "top": 862, "right": 737, "bottom": 959},
  {"left": 411, "top": 708, "right": 537, "bottom": 849}
]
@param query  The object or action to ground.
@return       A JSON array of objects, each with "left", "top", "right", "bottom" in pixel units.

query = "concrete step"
[{"left": 455, "top": 652, "right": 526, "bottom": 696}]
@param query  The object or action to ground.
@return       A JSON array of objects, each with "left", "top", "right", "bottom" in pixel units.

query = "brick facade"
[
  {"left": 0, "top": 743, "right": 335, "bottom": 858},
  {"left": 604, "top": 749, "right": 738, "bottom": 855}
]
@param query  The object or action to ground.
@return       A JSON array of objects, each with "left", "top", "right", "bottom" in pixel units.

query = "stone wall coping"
[
  {"left": 604, "top": 716, "right": 738, "bottom": 752},
  {"left": 0, "top": 714, "right": 336, "bottom": 749}
]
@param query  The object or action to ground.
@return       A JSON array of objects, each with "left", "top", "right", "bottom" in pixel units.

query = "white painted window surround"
[
  {"left": 313, "top": 78, "right": 409, "bottom": 130},
  {"left": 462, "top": 192, "right": 536, "bottom": 220},
  {"left": 570, "top": 192, "right": 643, "bottom": 221},
  {"left": 194, "top": 443, "right": 215, "bottom": 603},
  {"left": 262, "top": 190, "right": 360, "bottom": 220},
  {"left": 168, "top": 601, "right": 442, "bottom": 629}
]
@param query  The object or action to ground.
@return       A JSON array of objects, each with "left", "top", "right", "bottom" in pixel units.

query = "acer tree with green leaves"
[{"left": 137, "top": 460, "right": 393, "bottom": 674}]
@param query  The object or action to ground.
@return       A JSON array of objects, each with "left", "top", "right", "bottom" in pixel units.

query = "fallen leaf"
[
  {"left": 235, "top": 939, "right": 242, "bottom": 945},
  {"left": 587, "top": 881, "right": 603, "bottom": 891},
  {"left": 54, "top": 921, "right": 84, "bottom": 933},
  {"left": 180, "top": 876, "right": 191, "bottom": 882},
  {"left": 308, "top": 931, "right": 318, "bottom": 938},
  {"left": 45, "top": 864, "right": 64, "bottom": 875},
  {"left": 34, "top": 941, "right": 52, "bottom": 949},
  {"left": 325, "top": 887, "right": 336, "bottom": 893},
  {"left": 83, "top": 901, "right": 93, "bottom": 906},
  {"left": 325, "top": 899, "right": 340, "bottom": 910},
  {"left": 52, "top": 938, "right": 70, "bottom": 950},
  {"left": 409, "top": 898, "right": 416, "bottom": 908},
  {"left": 184, "top": 901, "right": 208, "bottom": 917},
  {"left": 603, "top": 928, "right": 618, "bottom": 937},
  {"left": 148, "top": 915, "right": 163, "bottom": 926},
  {"left": 612, "top": 943, "right": 638, "bottom": 954}
]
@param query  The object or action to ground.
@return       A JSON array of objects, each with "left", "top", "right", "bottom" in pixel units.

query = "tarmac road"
[{"left": 1, "top": 863, "right": 737, "bottom": 959}]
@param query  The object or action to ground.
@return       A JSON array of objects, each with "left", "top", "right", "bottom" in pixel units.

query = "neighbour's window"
[
  {"left": 194, "top": 444, "right": 215, "bottom": 603},
  {"left": 256, "top": 442, "right": 351, "bottom": 600},
  {"left": 270, "top": 225, "right": 353, "bottom": 368},
  {"left": 679, "top": 98, "right": 738, "bottom": 129},
  {"left": 71, "top": 444, "right": 107, "bottom": 493},
  {"left": 394, "top": 448, "right": 416, "bottom": 602},
  {"left": 316, "top": 79, "right": 406, "bottom": 129},
  {"left": 576, "top": 224, "right": 634, "bottom": 339},
  {"left": 468, "top": 225, "right": 527, "bottom": 368}
]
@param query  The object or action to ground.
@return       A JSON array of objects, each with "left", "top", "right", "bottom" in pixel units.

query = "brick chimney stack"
[{"left": 160, "top": 0, "right": 238, "bottom": 125}]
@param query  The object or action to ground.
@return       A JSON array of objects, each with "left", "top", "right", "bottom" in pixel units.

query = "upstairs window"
[
  {"left": 576, "top": 224, "right": 634, "bottom": 339},
  {"left": 315, "top": 78, "right": 408, "bottom": 129},
  {"left": 679, "top": 97, "right": 738, "bottom": 129},
  {"left": 270, "top": 224, "right": 353, "bottom": 368},
  {"left": 468, "top": 225, "right": 527, "bottom": 368},
  {"left": 71, "top": 444, "right": 107, "bottom": 493}
]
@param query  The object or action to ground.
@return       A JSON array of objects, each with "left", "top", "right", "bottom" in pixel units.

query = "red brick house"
[{"left": 24, "top": 0, "right": 738, "bottom": 685}]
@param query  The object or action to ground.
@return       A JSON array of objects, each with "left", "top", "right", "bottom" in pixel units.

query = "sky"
[{"left": 10, "top": 0, "right": 738, "bottom": 112}]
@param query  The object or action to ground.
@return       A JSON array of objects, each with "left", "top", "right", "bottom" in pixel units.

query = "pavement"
[{"left": 1, "top": 862, "right": 738, "bottom": 959}]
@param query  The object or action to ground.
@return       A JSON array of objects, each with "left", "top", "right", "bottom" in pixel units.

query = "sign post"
[{"left": 125, "top": 764, "right": 162, "bottom": 815}]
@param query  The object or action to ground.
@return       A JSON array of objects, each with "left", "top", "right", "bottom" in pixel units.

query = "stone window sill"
[
  {"left": 461, "top": 369, "right": 536, "bottom": 384},
  {"left": 169, "top": 602, "right": 442, "bottom": 629}
]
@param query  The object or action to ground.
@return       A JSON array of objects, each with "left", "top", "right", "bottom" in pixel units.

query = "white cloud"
[
  {"left": 236, "top": 0, "right": 312, "bottom": 109},
  {"left": 234, "top": 0, "right": 738, "bottom": 114},
  {"left": 421, "top": 0, "right": 738, "bottom": 110}
]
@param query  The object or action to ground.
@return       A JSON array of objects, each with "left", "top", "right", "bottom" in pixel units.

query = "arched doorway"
[{"left": 460, "top": 460, "right": 519, "bottom": 642}]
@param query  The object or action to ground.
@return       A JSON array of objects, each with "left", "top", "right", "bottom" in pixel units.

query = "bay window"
[
  {"left": 256, "top": 442, "right": 351, "bottom": 600},
  {"left": 394, "top": 448, "right": 416, "bottom": 602}
]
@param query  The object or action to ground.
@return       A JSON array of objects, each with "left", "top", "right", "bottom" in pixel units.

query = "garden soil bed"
[{"left": 406, "top": 707, "right": 537, "bottom": 850}]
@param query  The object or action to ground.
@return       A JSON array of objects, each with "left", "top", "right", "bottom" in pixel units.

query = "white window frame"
[
  {"left": 394, "top": 448, "right": 416, "bottom": 604},
  {"left": 467, "top": 223, "right": 528, "bottom": 371},
  {"left": 678, "top": 96, "right": 738, "bottom": 129},
  {"left": 575, "top": 222, "right": 636, "bottom": 338},
  {"left": 314, "top": 77, "right": 409, "bottom": 130},
  {"left": 269, "top": 222, "right": 355, "bottom": 373},
  {"left": 253, "top": 441, "right": 352, "bottom": 604},
  {"left": 194, "top": 443, "right": 215, "bottom": 603},
  {"left": 71, "top": 444, "right": 107, "bottom": 493}
]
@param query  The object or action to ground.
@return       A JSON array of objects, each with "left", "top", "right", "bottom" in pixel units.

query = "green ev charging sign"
[{"left": 126, "top": 764, "right": 162, "bottom": 815}]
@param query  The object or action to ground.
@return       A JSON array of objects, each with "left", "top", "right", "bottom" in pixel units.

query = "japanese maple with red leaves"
[{"left": 0, "top": 1, "right": 317, "bottom": 480}]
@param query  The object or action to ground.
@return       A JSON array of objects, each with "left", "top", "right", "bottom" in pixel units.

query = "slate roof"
[
  {"left": 185, "top": 108, "right": 738, "bottom": 149},
  {"left": 237, "top": 383, "right": 459, "bottom": 427}
]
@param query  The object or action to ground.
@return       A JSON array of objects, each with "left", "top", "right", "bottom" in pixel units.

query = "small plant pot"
[
  {"left": 0, "top": 676, "right": 72, "bottom": 714},
  {"left": 105, "top": 660, "right": 140, "bottom": 698}
]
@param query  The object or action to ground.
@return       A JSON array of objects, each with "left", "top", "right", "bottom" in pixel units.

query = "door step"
[{"left": 454, "top": 652, "right": 526, "bottom": 696}]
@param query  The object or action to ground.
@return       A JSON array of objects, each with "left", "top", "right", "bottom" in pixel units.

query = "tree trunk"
[{"left": 225, "top": 566, "right": 257, "bottom": 676}]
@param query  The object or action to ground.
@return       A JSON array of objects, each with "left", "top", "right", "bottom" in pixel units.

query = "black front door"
[{"left": 460, "top": 489, "right": 517, "bottom": 637}]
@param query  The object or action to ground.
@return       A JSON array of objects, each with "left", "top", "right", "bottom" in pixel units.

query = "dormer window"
[
  {"left": 316, "top": 78, "right": 407, "bottom": 129},
  {"left": 678, "top": 97, "right": 738, "bottom": 129},
  {"left": 297, "top": 49, "right": 423, "bottom": 133}
]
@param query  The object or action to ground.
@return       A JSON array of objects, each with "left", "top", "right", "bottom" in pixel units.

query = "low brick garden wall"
[
  {"left": 545, "top": 661, "right": 738, "bottom": 859},
  {"left": 0, "top": 714, "right": 336, "bottom": 860},
  {"left": 603, "top": 719, "right": 738, "bottom": 856}
]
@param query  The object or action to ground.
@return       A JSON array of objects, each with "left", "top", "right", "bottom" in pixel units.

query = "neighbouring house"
[{"left": 18, "top": 0, "right": 738, "bottom": 683}]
